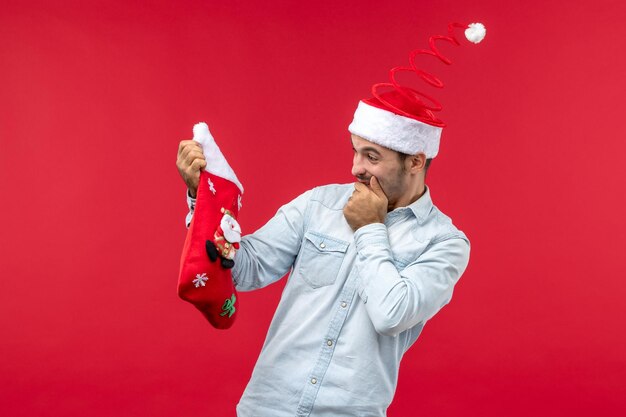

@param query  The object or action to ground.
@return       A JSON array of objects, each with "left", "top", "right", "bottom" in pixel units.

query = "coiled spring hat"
[{"left": 348, "top": 22, "right": 486, "bottom": 158}]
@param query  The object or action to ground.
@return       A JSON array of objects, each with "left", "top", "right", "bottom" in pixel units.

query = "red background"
[{"left": 1, "top": 0, "right": 625, "bottom": 416}]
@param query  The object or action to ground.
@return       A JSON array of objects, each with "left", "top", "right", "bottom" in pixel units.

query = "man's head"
[
  {"left": 347, "top": 23, "right": 486, "bottom": 210},
  {"left": 351, "top": 134, "right": 428, "bottom": 211}
]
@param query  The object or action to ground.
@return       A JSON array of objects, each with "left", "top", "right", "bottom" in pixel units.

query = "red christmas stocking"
[{"left": 178, "top": 123, "right": 243, "bottom": 329}]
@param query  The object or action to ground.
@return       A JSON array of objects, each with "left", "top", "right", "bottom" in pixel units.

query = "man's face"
[{"left": 350, "top": 134, "right": 410, "bottom": 210}]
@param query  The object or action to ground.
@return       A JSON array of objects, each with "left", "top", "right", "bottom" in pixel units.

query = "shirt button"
[
  {"left": 341, "top": 302, "right": 347, "bottom": 308},
  {"left": 311, "top": 378, "right": 317, "bottom": 384},
  {"left": 320, "top": 242, "right": 326, "bottom": 249},
  {"left": 327, "top": 340, "right": 333, "bottom": 346}
]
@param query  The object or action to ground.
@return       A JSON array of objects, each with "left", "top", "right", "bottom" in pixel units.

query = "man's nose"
[{"left": 351, "top": 156, "right": 365, "bottom": 177}]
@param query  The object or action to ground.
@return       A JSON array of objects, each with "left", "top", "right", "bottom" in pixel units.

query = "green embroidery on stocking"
[{"left": 220, "top": 294, "right": 236, "bottom": 318}]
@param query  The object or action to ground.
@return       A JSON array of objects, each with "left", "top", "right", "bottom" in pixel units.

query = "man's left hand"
[{"left": 343, "top": 176, "right": 388, "bottom": 231}]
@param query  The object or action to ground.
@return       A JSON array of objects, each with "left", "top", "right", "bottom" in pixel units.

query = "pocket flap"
[{"left": 304, "top": 231, "right": 349, "bottom": 253}]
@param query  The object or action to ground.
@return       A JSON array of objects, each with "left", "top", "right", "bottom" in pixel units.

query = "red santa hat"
[{"left": 348, "top": 22, "right": 486, "bottom": 158}]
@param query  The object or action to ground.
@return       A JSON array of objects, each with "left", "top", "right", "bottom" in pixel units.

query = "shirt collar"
[{"left": 388, "top": 186, "right": 433, "bottom": 224}]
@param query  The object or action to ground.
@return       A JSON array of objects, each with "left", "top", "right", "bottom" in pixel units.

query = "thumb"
[{"left": 369, "top": 176, "right": 387, "bottom": 199}]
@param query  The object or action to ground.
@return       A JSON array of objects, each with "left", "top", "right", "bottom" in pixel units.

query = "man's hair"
[{"left": 398, "top": 152, "right": 432, "bottom": 175}]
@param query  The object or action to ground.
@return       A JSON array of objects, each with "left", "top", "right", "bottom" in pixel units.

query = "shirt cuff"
[
  {"left": 185, "top": 190, "right": 196, "bottom": 228},
  {"left": 354, "top": 223, "right": 389, "bottom": 249}
]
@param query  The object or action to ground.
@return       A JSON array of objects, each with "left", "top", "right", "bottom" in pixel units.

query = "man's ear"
[{"left": 409, "top": 153, "right": 427, "bottom": 173}]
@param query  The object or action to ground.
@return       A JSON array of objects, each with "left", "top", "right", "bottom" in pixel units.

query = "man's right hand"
[{"left": 176, "top": 140, "right": 207, "bottom": 198}]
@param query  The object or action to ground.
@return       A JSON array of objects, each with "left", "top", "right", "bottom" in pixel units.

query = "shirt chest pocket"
[{"left": 298, "top": 231, "right": 350, "bottom": 289}]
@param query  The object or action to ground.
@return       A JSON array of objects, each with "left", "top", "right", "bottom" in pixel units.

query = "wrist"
[{"left": 353, "top": 219, "right": 384, "bottom": 231}]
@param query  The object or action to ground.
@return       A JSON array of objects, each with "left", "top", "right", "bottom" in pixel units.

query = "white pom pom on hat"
[
  {"left": 465, "top": 22, "right": 486, "bottom": 44},
  {"left": 349, "top": 22, "right": 486, "bottom": 159}
]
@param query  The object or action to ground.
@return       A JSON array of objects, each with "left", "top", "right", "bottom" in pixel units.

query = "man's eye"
[{"left": 368, "top": 154, "right": 378, "bottom": 161}]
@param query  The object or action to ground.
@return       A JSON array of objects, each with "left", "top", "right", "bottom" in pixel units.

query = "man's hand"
[
  {"left": 343, "top": 176, "right": 388, "bottom": 231},
  {"left": 176, "top": 140, "right": 207, "bottom": 198}
]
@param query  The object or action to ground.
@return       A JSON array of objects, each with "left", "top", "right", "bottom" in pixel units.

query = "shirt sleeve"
[
  {"left": 185, "top": 190, "right": 196, "bottom": 228},
  {"left": 354, "top": 223, "right": 470, "bottom": 337},
  {"left": 231, "top": 189, "right": 313, "bottom": 292}
]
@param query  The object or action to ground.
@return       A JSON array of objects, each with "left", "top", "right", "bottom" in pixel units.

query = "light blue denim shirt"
[{"left": 187, "top": 184, "right": 470, "bottom": 417}]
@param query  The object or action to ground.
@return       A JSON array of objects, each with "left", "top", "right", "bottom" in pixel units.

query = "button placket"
[{"left": 295, "top": 249, "right": 359, "bottom": 416}]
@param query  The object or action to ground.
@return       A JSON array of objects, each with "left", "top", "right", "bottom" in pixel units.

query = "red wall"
[{"left": 1, "top": 0, "right": 625, "bottom": 416}]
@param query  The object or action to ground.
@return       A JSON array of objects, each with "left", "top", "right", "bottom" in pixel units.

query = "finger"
[
  {"left": 179, "top": 144, "right": 193, "bottom": 160},
  {"left": 177, "top": 152, "right": 201, "bottom": 171},
  {"left": 369, "top": 176, "right": 387, "bottom": 199},
  {"left": 190, "top": 158, "right": 207, "bottom": 171},
  {"left": 185, "top": 150, "right": 206, "bottom": 165},
  {"left": 180, "top": 141, "right": 204, "bottom": 159},
  {"left": 178, "top": 140, "right": 197, "bottom": 156},
  {"left": 354, "top": 182, "right": 368, "bottom": 193},
  {"left": 178, "top": 148, "right": 206, "bottom": 165}
]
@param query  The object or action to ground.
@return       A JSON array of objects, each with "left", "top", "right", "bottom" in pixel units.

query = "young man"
[
  {"left": 176, "top": 22, "right": 483, "bottom": 416},
  {"left": 177, "top": 129, "right": 469, "bottom": 417}
]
